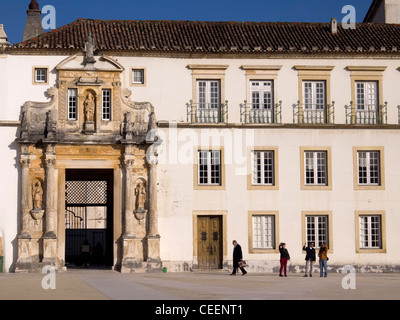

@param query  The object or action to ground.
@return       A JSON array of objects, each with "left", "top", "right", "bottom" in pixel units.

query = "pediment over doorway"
[
  {"left": 18, "top": 52, "right": 157, "bottom": 145},
  {"left": 55, "top": 54, "right": 125, "bottom": 73}
]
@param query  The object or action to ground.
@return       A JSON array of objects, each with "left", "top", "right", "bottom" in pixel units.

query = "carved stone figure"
[
  {"left": 32, "top": 181, "right": 43, "bottom": 210},
  {"left": 84, "top": 32, "right": 96, "bottom": 64},
  {"left": 23, "top": 87, "right": 58, "bottom": 111},
  {"left": 46, "top": 110, "right": 57, "bottom": 138},
  {"left": 20, "top": 87, "right": 58, "bottom": 139},
  {"left": 121, "top": 88, "right": 154, "bottom": 124},
  {"left": 124, "top": 112, "right": 133, "bottom": 139},
  {"left": 84, "top": 93, "right": 95, "bottom": 122},
  {"left": 135, "top": 181, "right": 147, "bottom": 212}
]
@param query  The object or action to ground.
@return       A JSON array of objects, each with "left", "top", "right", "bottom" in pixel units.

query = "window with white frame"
[
  {"left": 67, "top": 88, "right": 77, "bottom": 120},
  {"left": 102, "top": 89, "right": 112, "bottom": 120},
  {"left": 304, "top": 151, "right": 328, "bottom": 186},
  {"left": 306, "top": 215, "right": 329, "bottom": 248},
  {"left": 252, "top": 150, "right": 275, "bottom": 185},
  {"left": 198, "top": 150, "right": 221, "bottom": 186},
  {"left": 355, "top": 81, "right": 378, "bottom": 123},
  {"left": 303, "top": 81, "right": 325, "bottom": 110},
  {"left": 356, "top": 81, "right": 378, "bottom": 110},
  {"left": 359, "top": 215, "right": 382, "bottom": 249},
  {"left": 250, "top": 80, "right": 273, "bottom": 109},
  {"left": 302, "top": 80, "right": 326, "bottom": 123},
  {"left": 357, "top": 151, "right": 380, "bottom": 185},
  {"left": 132, "top": 69, "right": 144, "bottom": 84},
  {"left": 197, "top": 80, "right": 220, "bottom": 109},
  {"left": 34, "top": 68, "right": 48, "bottom": 83},
  {"left": 252, "top": 215, "right": 275, "bottom": 249}
]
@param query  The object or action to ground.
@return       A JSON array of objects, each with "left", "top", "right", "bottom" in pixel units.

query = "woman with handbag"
[
  {"left": 279, "top": 242, "right": 290, "bottom": 277},
  {"left": 318, "top": 243, "right": 329, "bottom": 277}
]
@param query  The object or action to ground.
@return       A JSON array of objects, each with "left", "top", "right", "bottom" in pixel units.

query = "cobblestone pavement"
[{"left": 1, "top": 269, "right": 400, "bottom": 301}]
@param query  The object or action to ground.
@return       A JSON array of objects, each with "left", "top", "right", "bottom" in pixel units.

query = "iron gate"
[{"left": 65, "top": 170, "right": 113, "bottom": 268}]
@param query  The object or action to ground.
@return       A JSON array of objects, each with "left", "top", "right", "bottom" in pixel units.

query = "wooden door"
[{"left": 197, "top": 216, "right": 222, "bottom": 269}]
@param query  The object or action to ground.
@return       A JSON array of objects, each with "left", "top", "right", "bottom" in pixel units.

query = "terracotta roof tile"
[{"left": 9, "top": 18, "right": 400, "bottom": 54}]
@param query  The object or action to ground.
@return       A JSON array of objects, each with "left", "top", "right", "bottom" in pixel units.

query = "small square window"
[
  {"left": 34, "top": 68, "right": 48, "bottom": 83},
  {"left": 132, "top": 69, "right": 145, "bottom": 84}
]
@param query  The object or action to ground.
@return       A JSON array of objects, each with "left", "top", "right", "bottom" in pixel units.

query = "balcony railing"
[
  {"left": 293, "top": 102, "right": 335, "bottom": 124},
  {"left": 187, "top": 100, "right": 228, "bottom": 124},
  {"left": 345, "top": 102, "right": 387, "bottom": 125},
  {"left": 240, "top": 100, "right": 282, "bottom": 124}
]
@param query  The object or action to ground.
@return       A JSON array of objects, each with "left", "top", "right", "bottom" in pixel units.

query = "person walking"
[
  {"left": 231, "top": 240, "right": 247, "bottom": 276},
  {"left": 279, "top": 242, "right": 290, "bottom": 277},
  {"left": 318, "top": 243, "right": 329, "bottom": 277}
]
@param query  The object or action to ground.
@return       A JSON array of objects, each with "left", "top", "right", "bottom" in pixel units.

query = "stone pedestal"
[
  {"left": 30, "top": 209, "right": 44, "bottom": 225},
  {"left": 146, "top": 235, "right": 161, "bottom": 262},
  {"left": 15, "top": 236, "right": 34, "bottom": 272},
  {"left": 84, "top": 121, "right": 95, "bottom": 134},
  {"left": 42, "top": 236, "right": 57, "bottom": 266},
  {"left": 121, "top": 236, "right": 143, "bottom": 273}
]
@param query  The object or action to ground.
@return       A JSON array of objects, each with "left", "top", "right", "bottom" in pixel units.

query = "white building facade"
[{"left": 1, "top": 1, "right": 400, "bottom": 273}]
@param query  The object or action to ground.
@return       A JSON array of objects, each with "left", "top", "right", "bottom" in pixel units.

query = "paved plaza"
[{"left": 1, "top": 269, "right": 400, "bottom": 301}]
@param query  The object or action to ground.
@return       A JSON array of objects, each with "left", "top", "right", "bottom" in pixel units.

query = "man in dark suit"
[
  {"left": 231, "top": 240, "right": 247, "bottom": 275},
  {"left": 303, "top": 242, "right": 316, "bottom": 277}
]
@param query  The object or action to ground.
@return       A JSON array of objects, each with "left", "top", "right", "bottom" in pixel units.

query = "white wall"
[
  {"left": 1, "top": 52, "right": 400, "bottom": 271},
  {"left": 157, "top": 126, "right": 400, "bottom": 269}
]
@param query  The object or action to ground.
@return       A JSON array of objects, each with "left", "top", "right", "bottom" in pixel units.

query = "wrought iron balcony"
[
  {"left": 240, "top": 100, "right": 282, "bottom": 124},
  {"left": 345, "top": 102, "right": 387, "bottom": 125},
  {"left": 293, "top": 102, "right": 335, "bottom": 124},
  {"left": 187, "top": 100, "right": 228, "bottom": 124}
]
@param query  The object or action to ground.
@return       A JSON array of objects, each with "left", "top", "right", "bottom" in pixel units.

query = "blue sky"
[{"left": 0, "top": 0, "right": 373, "bottom": 44}]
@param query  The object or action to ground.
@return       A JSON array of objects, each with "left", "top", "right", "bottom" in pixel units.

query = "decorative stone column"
[
  {"left": 146, "top": 156, "right": 161, "bottom": 262},
  {"left": 19, "top": 156, "right": 31, "bottom": 238},
  {"left": 121, "top": 145, "right": 141, "bottom": 272},
  {"left": 16, "top": 154, "right": 33, "bottom": 271},
  {"left": 42, "top": 144, "right": 58, "bottom": 266}
]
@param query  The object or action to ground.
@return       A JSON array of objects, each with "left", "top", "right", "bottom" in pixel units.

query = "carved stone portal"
[{"left": 15, "top": 51, "right": 161, "bottom": 273}]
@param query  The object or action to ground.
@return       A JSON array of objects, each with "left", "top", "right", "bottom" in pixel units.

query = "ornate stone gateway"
[{"left": 15, "top": 38, "right": 161, "bottom": 273}]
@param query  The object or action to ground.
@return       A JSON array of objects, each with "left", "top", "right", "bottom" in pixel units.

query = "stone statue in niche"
[
  {"left": 134, "top": 181, "right": 147, "bottom": 223},
  {"left": 32, "top": 180, "right": 43, "bottom": 210},
  {"left": 31, "top": 179, "right": 45, "bottom": 224},
  {"left": 84, "top": 93, "right": 95, "bottom": 122},
  {"left": 83, "top": 92, "right": 96, "bottom": 133}
]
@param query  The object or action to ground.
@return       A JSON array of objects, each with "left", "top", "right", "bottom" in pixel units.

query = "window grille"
[
  {"left": 304, "top": 151, "right": 327, "bottom": 186},
  {"left": 67, "top": 88, "right": 77, "bottom": 120},
  {"left": 198, "top": 150, "right": 221, "bottom": 186},
  {"left": 102, "top": 89, "right": 111, "bottom": 120},
  {"left": 252, "top": 215, "right": 275, "bottom": 249},
  {"left": 359, "top": 215, "right": 382, "bottom": 249},
  {"left": 252, "top": 150, "right": 274, "bottom": 185}
]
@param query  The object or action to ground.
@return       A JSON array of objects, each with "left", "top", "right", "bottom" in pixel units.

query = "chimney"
[
  {"left": 330, "top": 18, "right": 338, "bottom": 35},
  {"left": 23, "top": 0, "right": 44, "bottom": 41},
  {"left": 0, "top": 24, "right": 11, "bottom": 47}
]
